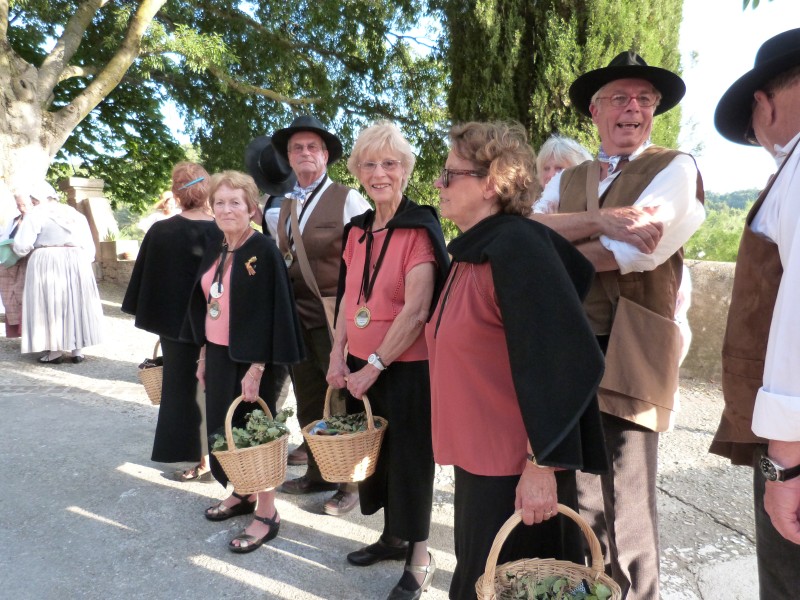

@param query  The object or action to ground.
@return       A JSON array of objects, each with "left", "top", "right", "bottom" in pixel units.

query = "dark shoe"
[
  {"left": 323, "top": 490, "right": 359, "bottom": 516},
  {"left": 39, "top": 353, "right": 64, "bottom": 364},
  {"left": 387, "top": 553, "right": 436, "bottom": 600},
  {"left": 228, "top": 511, "right": 280, "bottom": 554},
  {"left": 5, "top": 323, "right": 21, "bottom": 338},
  {"left": 71, "top": 355, "right": 85, "bottom": 364},
  {"left": 279, "top": 475, "right": 338, "bottom": 495},
  {"left": 287, "top": 444, "right": 308, "bottom": 466},
  {"left": 205, "top": 492, "right": 256, "bottom": 521},
  {"left": 173, "top": 465, "right": 213, "bottom": 483},
  {"left": 347, "top": 538, "right": 409, "bottom": 567}
]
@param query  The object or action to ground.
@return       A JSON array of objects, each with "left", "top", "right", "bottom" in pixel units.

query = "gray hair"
[
  {"left": 535, "top": 135, "right": 592, "bottom": 178},
  {"left": 589, "top": 80, "right": 662, "bottom": 107},
  {"left": 347, "top": 121, "right": 416, "bottom": 191}
]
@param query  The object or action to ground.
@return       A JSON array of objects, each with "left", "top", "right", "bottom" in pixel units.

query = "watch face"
[
  {"left": 368, "top": 354, "right": 376, "bottom": 364},
  {"left": 760, "top": 456, "right": 779, "bottom": 481}
]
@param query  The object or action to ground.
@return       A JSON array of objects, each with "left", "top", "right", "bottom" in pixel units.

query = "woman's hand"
[
  {"left": 241, "top": 364, "right": 263, "bottom": 402},
  {"left": 345, "top": 364, "right": 380, "bottom": 400},
  {"left": 326, "top": 350, "right": 350, "bottom": 389},
  {"left": 515, "top": 463, "right": 558, "bottom": 526}
]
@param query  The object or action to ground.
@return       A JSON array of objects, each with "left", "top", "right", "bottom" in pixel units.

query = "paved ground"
[{"left": 0, "top": 281, "right": 759, "bottom": 599}]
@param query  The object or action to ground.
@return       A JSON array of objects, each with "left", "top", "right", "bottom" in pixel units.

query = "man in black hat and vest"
[
  {"left": 272, "top": 115, "right": 370, "bottom": 516},
  {"left": 533, "top": 52, "right": 706, "bottom": 599},
  {"left": 711, "top": 28, "right": 800, "bottom": 597},
  {"left": 244, "top": 135, "right": 297, "bottom": 239}
]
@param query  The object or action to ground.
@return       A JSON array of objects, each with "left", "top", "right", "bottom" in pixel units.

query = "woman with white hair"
[
  {"left": 535, "top": 134, "right": 593, "bottom": 191},
  {"left": 12, "top": 181, "right": 103, "bottom": 363}
]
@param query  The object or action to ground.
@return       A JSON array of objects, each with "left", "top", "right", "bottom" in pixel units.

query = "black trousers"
[{"left": 753, "top": 446, "right": 800, "bottom": 598}]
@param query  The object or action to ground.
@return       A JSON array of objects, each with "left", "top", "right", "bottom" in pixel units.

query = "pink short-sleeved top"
[
  {"left": 425, "top": 261, "right": 529, "bottom": 476},
  {"left": 201, "top": 257, "right": 231, "bottom": 346},
  {"left": 343, "top": 226, "right": 435, "bottom": 362}
]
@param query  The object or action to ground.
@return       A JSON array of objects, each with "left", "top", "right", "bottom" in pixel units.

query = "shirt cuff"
[{"left": 752, "top": 387, "right": 800, "bottom": 441}]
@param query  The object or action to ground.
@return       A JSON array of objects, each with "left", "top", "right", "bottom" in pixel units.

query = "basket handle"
[
  {"left": 323, "top": 385, "right": 375, "bottom": 431},
  {"left": 152, "top": 339, "right": 161, "bottom": 359},
  {"left": 223, "top": 395, "right": 272, "bottom": 451},
  {"left": 478, "top": 504, "right": 605, "bottom": 599}
]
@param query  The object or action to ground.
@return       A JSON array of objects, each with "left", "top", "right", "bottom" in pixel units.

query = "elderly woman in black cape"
[{"left": 425, "top": 121, "right": 607, "bottom": 600}]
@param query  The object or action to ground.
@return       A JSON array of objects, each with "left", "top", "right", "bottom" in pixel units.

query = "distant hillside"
[
  {"left": 705, "top": 189, "right": 759, "bottom": 210},
  {"left": 685, "top": 189, "right": 760, "bottom": 262}
]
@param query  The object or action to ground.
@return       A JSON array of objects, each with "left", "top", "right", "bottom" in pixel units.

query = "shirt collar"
[
  {"left": 773, "top": 132, "right": 800, "bottom": 168},
  {"left": 597, "top": 140, "right": 651, "bottom": 176},
  {"left": 288, "top": 173, "right": 327, "bottom": 203}
]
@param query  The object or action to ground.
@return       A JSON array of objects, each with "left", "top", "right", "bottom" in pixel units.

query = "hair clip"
[
  {"left": 178, "top": 177, "right": 204, "bottom": 190},
  {"left": 245, "top": 256, "right": 257, "bottom": 276}
]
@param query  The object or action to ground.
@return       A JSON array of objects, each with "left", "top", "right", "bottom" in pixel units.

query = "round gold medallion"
[
  {"left": 208, "top": 300, "right": 221, "bottom": 320},
  {"left": 354, "top": 305, "right": 371, "bottom": 328}
]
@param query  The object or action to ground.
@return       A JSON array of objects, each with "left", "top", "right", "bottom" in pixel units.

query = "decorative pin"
[
  {"left": 210, "top": 282, "right": 224, "bottom": 298},
  {"left": 284, "top": 252, "right": 294, "bottom": 268},
  {"left": 208, "top": 300, "right": 221, "bottom": 320},
  {"left": 245, "top": 256, "right": 257, "bottom": 276},
  {"left": 354, "top": 305, "right": 371, "bottom": 328}
]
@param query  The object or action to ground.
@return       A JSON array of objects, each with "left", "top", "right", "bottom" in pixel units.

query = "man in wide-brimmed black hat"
[
  {"left": 270, "top": 115, "right": 370, "bottom": 517},
  {"left": 533, "top": 51, "right": 706, "bottom": 599},
  {"left": 244, "top": 135, "right": 297, "bottom": 239},
  {"left": 710, "top": 28, "right": 800, "bottom": 597}
]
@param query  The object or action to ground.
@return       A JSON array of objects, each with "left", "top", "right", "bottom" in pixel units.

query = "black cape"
[
  {"left": 447, "top": 214, "right": 607, "bottom": 472},
  {"left": 336, "top": 196, "right": 450, "bottom": 320}
]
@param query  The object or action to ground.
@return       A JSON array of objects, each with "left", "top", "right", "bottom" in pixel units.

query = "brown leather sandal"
[{"left": 204, "top": 492, "right": 256, "bottom": 522}]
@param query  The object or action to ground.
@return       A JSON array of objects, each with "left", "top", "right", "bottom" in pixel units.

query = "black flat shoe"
[
  {"left": 386, "top": 553, "right": 436, "bottom": 600},
  {"left": 228, "top": 512, "right": 280, "bottom": 553},
  {"left": 205, "top": 492, "right": 256, "bottom": 521},
  {"left": 347, "top": 538, "right": 409, "bottom": 566},
  {"left": 71, "top": 355, "right": 85, "bottom": 364},
  {"left": 39, "top": 353, "right": 64, "bottom": 364}
]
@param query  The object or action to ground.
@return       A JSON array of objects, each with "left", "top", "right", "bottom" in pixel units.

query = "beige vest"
[
  {"left": 559, "top": 146, "right": 704, "bottom": 431},
  {"left": 711, "top": 178, "right": 783, "bottom": 465},
  {"left": 277, "top": 182, "right": 350, "bottom": 329}
]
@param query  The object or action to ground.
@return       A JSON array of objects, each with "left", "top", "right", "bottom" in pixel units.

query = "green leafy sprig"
[
  {"left": 211, "top": 407, "right": 293, "bottom": 451},
  {"left": 499, "top": 574, "right": 613, "bottom": 600}
]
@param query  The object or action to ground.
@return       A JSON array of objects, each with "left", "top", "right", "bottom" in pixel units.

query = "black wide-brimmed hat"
[
  {"left": 715, "top": 28, "right": 800, "bottom": 146},
  {"left": 569, "top": 51, "right": 686, "bottom": 117},
  {"left": 244, "top": 135, "right": 297, "bottom": 196},
  {"left": 272, "top": 115, "right": 343, "bottom": 165}
]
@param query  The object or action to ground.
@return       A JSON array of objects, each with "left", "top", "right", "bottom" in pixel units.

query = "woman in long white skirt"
[{"left": 13, "top": 182, "right": 104, "bottom": 364}]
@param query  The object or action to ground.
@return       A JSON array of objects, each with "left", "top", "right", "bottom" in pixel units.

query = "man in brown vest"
[
  {"left": 712, "top": 28, "right": 800, "bottom": 598},
  {"left": 271, "top": 115, "right": 370, "bottom": 515},
  {"left": 533, "top": 52, "right": 705, "bottom": 599}
]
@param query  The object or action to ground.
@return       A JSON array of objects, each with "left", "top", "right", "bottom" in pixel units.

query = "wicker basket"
[
  {"left": 476, "top": 504, "right": 622, "bottom": 600},
  {"left": 137, "top": 340, "right": 163, "bottom": 406},
  {"left": 302, "top": 386, "right": 387, "bottom": 483},
  {"left": 212, "top": 396, "right": 288, "bottom": 495}
]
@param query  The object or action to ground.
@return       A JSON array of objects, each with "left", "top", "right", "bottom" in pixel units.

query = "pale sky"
[{"left": 679, "top": 0, "right": 799, "bottom": 193}]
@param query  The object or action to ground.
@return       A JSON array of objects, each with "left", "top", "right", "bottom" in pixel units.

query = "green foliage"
[
  {"left": 499, "top": 573, "right": 613, "bottom": 599},
  {"left": 684, "top": 190, "right": 759, "bottom": 262},
  {"left": 435, "top": 0, "right": 683, "bottom": 151},
  {"left": 311, "top": 411, "right": 385, "bottom": 435},
  {"left": 211, "top": 407, "right": 293, "bottom": 452}
]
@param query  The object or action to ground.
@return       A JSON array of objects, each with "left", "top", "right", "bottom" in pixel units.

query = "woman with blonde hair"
[{"left": 427, "top": 122, "right": 607, "bottom": 599}]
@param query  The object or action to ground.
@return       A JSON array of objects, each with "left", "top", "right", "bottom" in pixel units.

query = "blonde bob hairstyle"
[
  {"left": 347, "top": 120, "right": 416, "bottom": 191},
  {"left": 448, "top": 121, "right": 536, "bottom": 217},
  {"left": 171, "top": 162, "right": 210, "bottom": 211},
  {"left": 209, "top": 170, "right": 261, "bottom": 215}
]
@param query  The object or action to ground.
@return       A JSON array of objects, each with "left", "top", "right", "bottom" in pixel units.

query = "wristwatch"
[
  {"left": 367, "top": 353, "right": 386, "bottom": 371},
  {"left": 759, "top": 454, "right": 800, "bottom": 482}
]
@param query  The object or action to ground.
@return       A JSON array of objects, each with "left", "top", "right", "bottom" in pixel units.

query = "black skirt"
[
  {"left": 345, "top": 356, "right": 434, "bottom": 542},
  {"left": 151, "top": 337, "right": 203, "bottom": 463}
]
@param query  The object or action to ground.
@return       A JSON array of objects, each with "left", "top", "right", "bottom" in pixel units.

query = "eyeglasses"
[
  {"left": 358, "top": 160, "right": 402, "bottom": 173},
  {"left": 288, "top": 143, "right": 324, "bottom": 154},
  {"left": 438, "top": 168, "right": 487, "bottom": 188},
  {"left": 594, "top": 93, "right": 660, "bottom": 108}
]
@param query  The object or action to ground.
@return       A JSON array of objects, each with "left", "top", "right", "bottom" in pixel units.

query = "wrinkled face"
[
  {"left": 357, "top": 153, "right": 406, "bottom": 205},
  {"left": 589, "top": 78, "right": 657, "bottom": 156},
  {"left": 539, "top": 159, "right": 570, "bottom": 188},
  {"left": 287, "top": 131, "right": 328, "bottom": 185},
  {"left": 211, "top": 183, "right": 254, "bottom": 235},
  {"left": 434, "top": 150, "right": 494, "bottom": 232}
]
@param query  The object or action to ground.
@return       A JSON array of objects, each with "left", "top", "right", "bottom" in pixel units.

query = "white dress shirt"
[
  {"left": 535, "top": 150, "right": 706, "bottom": 275},
  {"left": 751, "top": 131, "right": 800, "bottom": 442}
]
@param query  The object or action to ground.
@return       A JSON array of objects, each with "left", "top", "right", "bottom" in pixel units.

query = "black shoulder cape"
[
  {"left": 448, "top": 213, "right": 607, "bottom": 472},
  {"left": 336, "top": 196, "right": 450, "bottom": 320}
]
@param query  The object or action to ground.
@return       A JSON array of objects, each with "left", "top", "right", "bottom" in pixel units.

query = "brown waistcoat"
[
  {"left": 559, "top": 146, "right": 704, "bottom": 431},
  {"left": 277, "top": 182, "right": 350, "bottom": 329},
  {"left": 711, "top": 182, "right": 782, "bottom": 465}
]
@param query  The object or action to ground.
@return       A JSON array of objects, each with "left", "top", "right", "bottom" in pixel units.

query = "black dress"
[{"left": 122, "top": 215, "right": 221, "bottom": 463}]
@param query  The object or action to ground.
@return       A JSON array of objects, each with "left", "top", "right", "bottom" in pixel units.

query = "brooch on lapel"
[{"left": 245, "top": 256, "right": 257, "bottom": 276}]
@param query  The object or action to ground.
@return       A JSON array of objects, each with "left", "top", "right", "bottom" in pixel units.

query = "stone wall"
[{"left": 680, "top": 260, "right": 734, "bottom": 382}]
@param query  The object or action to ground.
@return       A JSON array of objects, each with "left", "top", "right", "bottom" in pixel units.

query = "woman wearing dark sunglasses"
[{"left": 427, "top": 121, "right": 608, "bottom": 600}]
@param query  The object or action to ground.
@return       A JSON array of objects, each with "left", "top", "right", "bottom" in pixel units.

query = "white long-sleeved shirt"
[
  {"left": 13, "top": 202, "right": 96, "bottom": 262},
  {"left": 751, "top": 131, "right": 800, "bottom": 442},
  {"left": 535, "top": 152, "right": 706, "bottom": 275}
]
